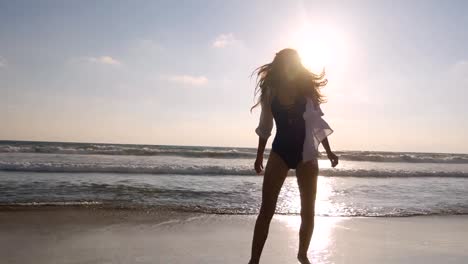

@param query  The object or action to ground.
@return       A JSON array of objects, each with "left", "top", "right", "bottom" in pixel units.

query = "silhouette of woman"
[{"left": 249, "top": 48, "right": 339, "bottom": 264}]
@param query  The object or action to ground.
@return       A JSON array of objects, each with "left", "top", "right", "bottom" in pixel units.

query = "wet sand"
[{"left": 1, "top": 207, "right": 467, "bottom": 264}]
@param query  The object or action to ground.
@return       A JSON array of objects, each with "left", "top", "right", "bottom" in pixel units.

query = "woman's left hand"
[
  {"left": 327, "top": 151, "right": 339, "bottom": 168},
  {"left": 254, "top": 156, "right": 264, "bottom": 174}
]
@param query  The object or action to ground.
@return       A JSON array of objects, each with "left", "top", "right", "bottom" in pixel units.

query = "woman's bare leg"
[
  {"left": 295, "top": 160, "right": 319, "bottom": 264},
  {"left": 249, "top": 151, "right": 289, "bottom": 264}
]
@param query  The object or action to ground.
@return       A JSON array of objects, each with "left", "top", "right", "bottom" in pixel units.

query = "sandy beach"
[{"left": 1, "top": 207, "right": 467, "bottom": 264}]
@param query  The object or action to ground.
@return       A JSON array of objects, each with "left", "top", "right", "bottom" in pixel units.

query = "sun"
[
  {"left": 298, "top": 38, "right": 331, "bottom": 73},
  {"left": 292, "top": 23, "right": 346, "bottom": 73}
]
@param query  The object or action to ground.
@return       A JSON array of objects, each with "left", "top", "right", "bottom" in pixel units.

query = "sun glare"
[{"left": 292, "top": 23, "right": 347, "bottom": 73}]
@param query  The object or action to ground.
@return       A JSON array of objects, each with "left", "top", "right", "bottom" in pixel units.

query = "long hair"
[{"left": 251, "top": 48, "right": 327, "bottom": 111}]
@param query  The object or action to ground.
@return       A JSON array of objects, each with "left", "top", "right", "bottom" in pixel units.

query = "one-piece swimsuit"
[{"left": 271, "top": 95, "right": 307, "bottom": 169}]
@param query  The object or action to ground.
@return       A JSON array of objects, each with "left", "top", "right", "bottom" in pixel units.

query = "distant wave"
[
  {"left": 336, "top": 151, "right": 468, "bottom": 164},
  {"left": 1, "top": 162, "right": 468, "bottom": 177},
  {"left": 0, "top": 143, "right": 258, "bottom": 159},
  {"left": 1, "top": 141, "right": 468, "bottom": 164}
]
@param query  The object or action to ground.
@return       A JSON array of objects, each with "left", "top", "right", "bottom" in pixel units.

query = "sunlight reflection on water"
[
  {"left": 277, "top": 174, "right": 344, "bottom": 216},
  {"left": 277, "top": 215, "right": 345, "bottom": 264},
  {"left": 275, "top": 169, "right": 348, "bottom": 263},
  {"left": 278, "top": 169, "right": 352, "bottom": 264}
]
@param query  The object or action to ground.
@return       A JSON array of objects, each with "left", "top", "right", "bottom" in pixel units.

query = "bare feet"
[{"left": 297, "top": 254, "right": 311, "bottom": 264}]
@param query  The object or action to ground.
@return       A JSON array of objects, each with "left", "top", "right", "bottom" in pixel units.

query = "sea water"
[{"left": 1, "top": 141, "right": 468, "bottom": 217}]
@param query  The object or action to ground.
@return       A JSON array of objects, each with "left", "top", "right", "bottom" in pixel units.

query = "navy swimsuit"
[{"left": 271, "top": 95, "right": 307, "bottom": 169}]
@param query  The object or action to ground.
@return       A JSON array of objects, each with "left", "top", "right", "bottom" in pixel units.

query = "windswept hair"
[{"left": 251, "top": 48, "right": 327, "bottom": 111}]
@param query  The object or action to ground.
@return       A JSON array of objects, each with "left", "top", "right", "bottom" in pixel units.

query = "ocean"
[{"left": 1, "top": 140, "right": 467, "bottom": 217}]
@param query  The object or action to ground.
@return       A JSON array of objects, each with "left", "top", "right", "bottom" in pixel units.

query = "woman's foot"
[{"left": 297, "top": 254, "right": 311, "bottom": 264}]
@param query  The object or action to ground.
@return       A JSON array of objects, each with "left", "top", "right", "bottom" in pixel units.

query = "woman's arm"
[
  {"left": 322, "top": 137, "right": 339, "bottom": 167},
  {"left": 254, "top": 99, "right": 273, "bottom": 174},
  {"left": 254, "top": 137, "right": 268, "bottom": 174}
]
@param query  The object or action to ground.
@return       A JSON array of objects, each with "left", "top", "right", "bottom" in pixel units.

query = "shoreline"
[
  {"left": 2, "top": 204, "right": 468, "bottom": 218},
  {"left": 1, "top": 207, "right": 467, "bottom": 263}
]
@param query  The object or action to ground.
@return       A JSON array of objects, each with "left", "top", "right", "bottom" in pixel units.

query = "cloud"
[
  {"left": 85, "top": 56, "right": 122, "bottom": 66},
  {"left": 72, "top": 56, "right": 122, "bottom": 66},
  {"left": 212, "top": 33, "right": 237, "bottom": 48},
  {"left": 164, "top": 74, "right": 208, "bottom": 86},
  {"left": 0, "top": 56, "right": 7, "bottom": 68}
]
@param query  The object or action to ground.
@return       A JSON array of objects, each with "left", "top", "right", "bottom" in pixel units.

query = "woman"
[{"left": 248, "top": 48, "right": 339, "bottom": 264}]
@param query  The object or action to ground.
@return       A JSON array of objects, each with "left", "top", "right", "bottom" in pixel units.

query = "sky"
[{"left": 1, "top": 0, "right": 467, "bottom": 153}]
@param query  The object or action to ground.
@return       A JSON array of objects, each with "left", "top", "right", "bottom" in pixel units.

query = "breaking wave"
[{"left": 1, "top": 161, "right": 468, "bottom": 177}]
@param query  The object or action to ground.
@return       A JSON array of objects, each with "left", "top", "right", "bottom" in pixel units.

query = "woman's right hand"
[
  {"left": 254, "top": 156, "right": 264, "bottom": 174},
  {"left": 327, "top": 151, "right": 339, "bottom": 168}
]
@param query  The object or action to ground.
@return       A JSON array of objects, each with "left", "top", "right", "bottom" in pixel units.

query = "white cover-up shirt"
[{"left": 255, "top": 97, "right": 333, "bottom": 162}]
